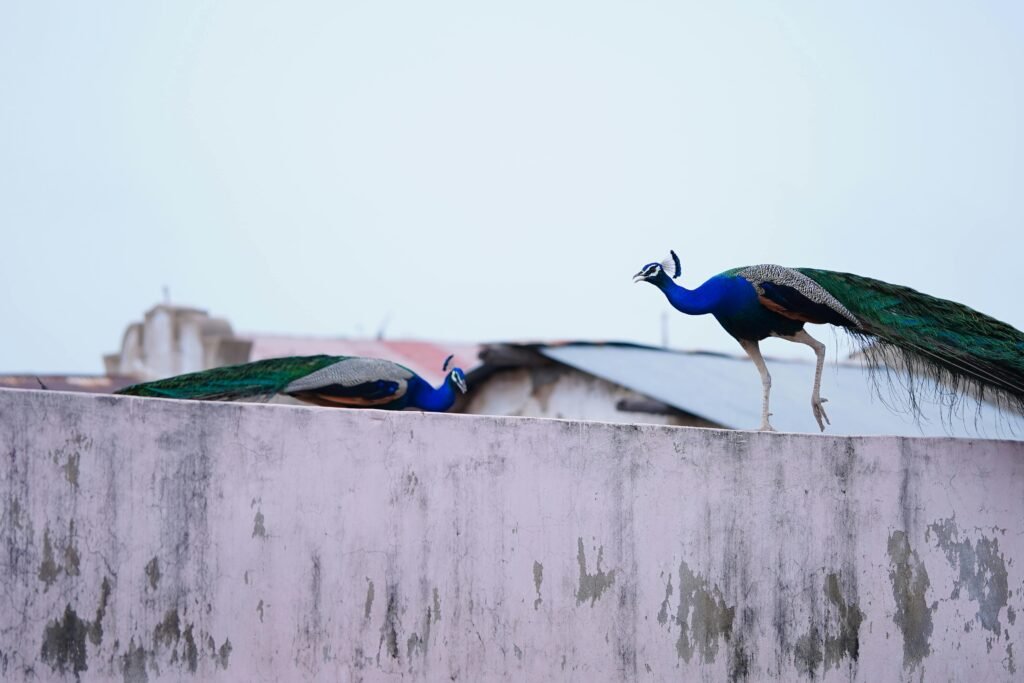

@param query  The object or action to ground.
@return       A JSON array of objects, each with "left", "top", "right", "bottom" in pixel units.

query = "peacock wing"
[
  {"left": 284, "top": 357, "right": 415, "bottom": 407},
  {"left": 290, "top": 379, "right": 408, "bottom": 408},
  {"left": 115, "top": 355, "right": 345, "bottom": 401},
  {"left": 735, "top": 265, "right": 860, "bottom": 327}
]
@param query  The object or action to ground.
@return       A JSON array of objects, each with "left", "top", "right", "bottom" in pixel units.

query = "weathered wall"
[{"left": 1, "top": 388, "right": 1023, "bottom": 682}]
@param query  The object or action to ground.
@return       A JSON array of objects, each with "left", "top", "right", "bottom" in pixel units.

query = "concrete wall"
[{"left": 1, "top": 388, "right": 1023, "bottom": 682}]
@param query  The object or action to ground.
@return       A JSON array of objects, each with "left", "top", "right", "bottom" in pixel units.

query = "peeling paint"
[
  {"left": 50, "top": 432, "right": 89, "bottom": 489},
  {"left": 673, "top": 560, "right": 735, "bottom": 664},
  {"left": 888, "top": 531, "right": 935, "bottom": 669},
  {"left": 38, "top": 527, "right": 59, "bottom": 589},
  {"left": 406, "top": 632, "right": 424, "bottom": 659},
  {"left": 533, "top": 561, "right": 544, "bottom": 610},
  {"left": 89, "top": 576, "right": 111, "bottom": 646},
  {"left": 40, "top": 604, "right": 88, "bottom": 677},
  {"left": 794, "top": 573, "right": 865, "bottom": 677},
  {"left": 729, "top": 640, "right": 751, "bottom": 682},
  {"left": 364, "top": 580, "right": 375, "bottom": 620},
  {"left": 7, "top": 496, "right": 22, "bottom": 530},
  {"left": 403, "top": 468, "right": 419, "bottom": 495},
  {"left": 657, "top": 574, "right": 672, "bottom": 625},
  {"left": 183, "top": 624, "right": 198, "bottom": 673},
  {"left": 408, "top": 589, "right": 439, "bottom": 660},
  {"left": 63, "top": 520, "right": 80, "bottom": 577},
  {"left": 121, "top": 638, "right": 148, "bottom": 683},
  {"left": 38, "top": 522, "right": 82, "bottom": 586},
  {"left": 794, "top": 624, "right": 823, "bottom": 677},
  {"left": 927, "top": 518, "right": 1009, "bottom": 636},
  {"left": 575, "top": 538, "right": 615, "bottom": 607},
  {"left": 377, "top": 585, "right": 400, "bottom": 663},
  {"left": 299, "top": 553, "right": 325, "bottom": 669},
  {"left": 144, "top": 557, "right": 160, "bottom": 591},
  {"left": 105, "top": 610, "right": 226, "bottom": 679},
  {"left": 823, "top": 572, "right": 864, "bottom": 669},
  {"left": 63, "top": 450, "right": 80, "bottom": 488},
  {"left": 216, "top": 638, "right": 233, "bottom": 670},
  {"left": 38, "top": 587, "right": 105, "bottom": 675},
  {"left": 252, "top": 510, "right": 266, "bottom": 538},
  {"left": 153, "top": 610, "right": 180, "bottom": 649}
]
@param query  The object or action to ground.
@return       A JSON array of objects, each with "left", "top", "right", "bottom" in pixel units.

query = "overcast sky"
[{"left": 2, "top": 1, "right": 1021, "bottom": 373}]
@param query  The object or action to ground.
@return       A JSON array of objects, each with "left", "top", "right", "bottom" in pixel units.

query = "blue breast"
[{"left": 709, "top": 275, "right": 804, "bottom": 341}]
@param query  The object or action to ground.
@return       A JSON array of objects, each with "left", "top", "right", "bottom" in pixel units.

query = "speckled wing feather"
[
  {"left": 798, "top": 268, "right": 1024, "bottom": 413},
  {"left": 116, "top": 356, "right": 345, "bottom": 401},
  {"left": 283, "top": 357, "right": 413, "bottom": 392},
  {"left": 283, "top": 357, "right": 415, "bottom": 407},
  {"left": 734, "top": 264, "right": 859, "bottom": 326}
]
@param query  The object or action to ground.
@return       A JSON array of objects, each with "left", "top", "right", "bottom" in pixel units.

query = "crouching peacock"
[
  {"left": 634, "top": 251, "right": 1024, "bottom": 432},
  {"left": 116, "top": 355, "right": 468, "bottom": 412}
]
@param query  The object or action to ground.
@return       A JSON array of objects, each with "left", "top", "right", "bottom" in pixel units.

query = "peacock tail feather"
[
  {"left": 116, "top": 355, "right": 345, "bottom": 401},
  {"left": 798, "top": 269, "right": 1024, "bottom": 415}
]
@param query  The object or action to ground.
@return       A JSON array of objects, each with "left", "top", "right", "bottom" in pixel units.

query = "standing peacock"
[
  {"left": 116, "top": 355, "right": 468, "bottom": 412},
  {"left": 634, "top": 251, "right": 1024, "bottom": 432}
]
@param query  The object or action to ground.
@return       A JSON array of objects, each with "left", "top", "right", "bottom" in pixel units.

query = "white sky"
[{"left": 2, "top": 1, "right": 1022, "bottom": 373}]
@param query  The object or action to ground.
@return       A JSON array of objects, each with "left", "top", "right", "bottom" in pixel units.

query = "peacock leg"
[
  {"left": 781, "top": 329, "right": 830, "bottom": 432},
  {"left": 738, "top": 339, "right": 774, "bottom": 431}
]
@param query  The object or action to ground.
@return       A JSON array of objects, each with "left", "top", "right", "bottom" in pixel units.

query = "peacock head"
[
  {"left": 633, "top": 250, "right": 681, "bottom": 286},
  {"left": 442, "top": 354, "right": 468, "bottom": 394}
]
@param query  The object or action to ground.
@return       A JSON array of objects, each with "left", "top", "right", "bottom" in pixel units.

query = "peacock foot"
[
  {"left": 812, "top": 397, "right": 830, "bottom": 432},
  {"left": 758, "top": 412, "right": 775, "bottom": 432}
]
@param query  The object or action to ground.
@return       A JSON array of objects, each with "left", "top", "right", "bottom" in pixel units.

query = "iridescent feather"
[
  {"left": 116, "top": 354, "right": 467, "bottom": 412},
  {"left": 636, "top": 252, "right": 1024, "bottom": 431}
]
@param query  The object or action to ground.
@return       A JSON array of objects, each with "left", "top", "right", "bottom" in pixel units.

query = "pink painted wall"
[{"left": 1, "top": 388, "right": 1022, "bottom": 681}]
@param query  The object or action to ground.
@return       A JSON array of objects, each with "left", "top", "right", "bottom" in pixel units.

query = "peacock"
[
  {"left": 634, "top": 251, "right": 1024, "bottom": 432},
  {"left": 116, "top": 354, "right": 468, "bottom": 412}
]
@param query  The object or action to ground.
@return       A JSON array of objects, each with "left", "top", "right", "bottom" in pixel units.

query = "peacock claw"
[{"left": 812, "top": 396, "right": 830, "bottom": 432}]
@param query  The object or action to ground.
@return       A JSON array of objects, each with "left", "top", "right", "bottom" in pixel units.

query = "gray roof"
[{"left": 539, "top": 344, "right": 1024, "bottom": 439}]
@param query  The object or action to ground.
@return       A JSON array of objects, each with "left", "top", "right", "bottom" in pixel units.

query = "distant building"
[
  {"left": 102, "top": 303, "right": 479, "bottom": 385},
  {"left": 465, "top": 342, "right": 720, "bottom": 428},
  {"left": 103, "top": 304, "right": 251, "bottom": 381}
]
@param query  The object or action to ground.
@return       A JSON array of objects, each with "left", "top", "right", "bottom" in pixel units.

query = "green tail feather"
[
  {"left": 116, "top": 355, "right": 344, "bottom": 401},
  {"left": 799, "top": 269, "right": 1024, "bottom": 414}
]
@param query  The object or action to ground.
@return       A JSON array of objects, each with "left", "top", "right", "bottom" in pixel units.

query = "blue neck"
[
  {"left": 651, "top": 273, "right": 722, "bottom": 316},
  {"left": 409, "top": 377, "right": 458, "bottom": 412}
]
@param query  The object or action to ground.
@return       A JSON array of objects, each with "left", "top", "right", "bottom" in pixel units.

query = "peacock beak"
[
  {"left": 455, "top": 375, "right": 468, "bottom": 393},
  {"left": 633, "top": 272, "right": 646, "bottom": 283}
]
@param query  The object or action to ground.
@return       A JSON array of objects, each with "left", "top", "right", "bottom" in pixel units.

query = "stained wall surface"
[{"left": 1, "top": 388, "right": 1022, "bottom": 681}]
